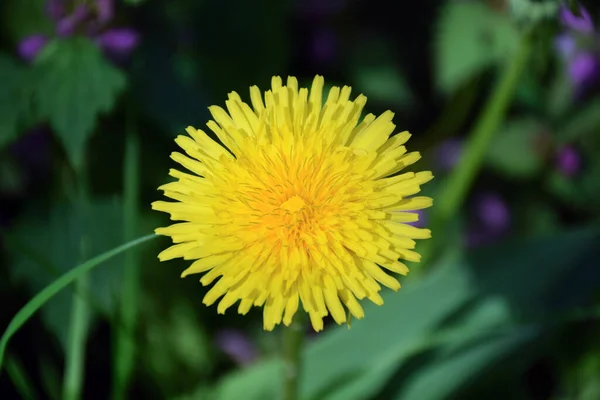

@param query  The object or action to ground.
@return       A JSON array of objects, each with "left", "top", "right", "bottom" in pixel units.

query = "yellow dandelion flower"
[{"left": 152, "top": 75, "right": 433, "bottom": 332}]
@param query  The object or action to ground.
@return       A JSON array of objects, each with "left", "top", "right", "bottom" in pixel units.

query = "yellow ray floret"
[{"left": 152, "top": 75, "right": 433, "bottom": 332}]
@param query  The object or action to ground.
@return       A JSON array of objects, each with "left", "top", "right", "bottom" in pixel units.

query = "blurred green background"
[{"left": 1, "top": 0, "right": 600, "bottom": 399}]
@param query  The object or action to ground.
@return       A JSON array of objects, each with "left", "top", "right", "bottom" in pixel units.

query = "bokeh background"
[{"left": 1, "top": 0, "right": 600, "bottom": 399}]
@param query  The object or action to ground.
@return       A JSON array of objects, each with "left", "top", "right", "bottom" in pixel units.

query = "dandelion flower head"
[{"left": 152, "top": 75, "right": 433, "bottom": 332}]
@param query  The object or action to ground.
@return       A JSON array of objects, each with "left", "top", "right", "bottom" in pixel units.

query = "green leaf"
[
  {"left": 2, "top": 0, "right": 53, "bottom": 43},
  {"left": 5, "top": 355, "right": 37, "bottom": 400},
  {"left": 350, "top": 38, "right": 413, "bottom": 108},
  {"left": 214, "top": 359, "right": 283, "bottom": 400},
  {"left": 131, "top": 44, "right": 210, "bottom": 136},
  {"left": 143, "top": 301, "right": 214, "bottom": 396},
  {"left": 0, "top": 233, "right": 156, "bottom": 371},
  {"left": 7, "top": 199, "right": 129, "bottom": 349},
  {"left": 546, "top": 66, "right": 574, "bottom": 119},
  {"left": 485, "top": 117, "right": 545, "bottom": 178},
  {"left": 0, "top": 54, "right": 30, "bottom": 150},
  {"left": 435, "top": 2, "right": 520, "bottom": 93},
  {"left": 32, "top": 37, "right": 126, "bottom": 169},
  {"left": 559, "top": 99, "right": 600, "bottom": 144},
  {"left": 396, "top": 326, "right": 538, "bottom": 400}
]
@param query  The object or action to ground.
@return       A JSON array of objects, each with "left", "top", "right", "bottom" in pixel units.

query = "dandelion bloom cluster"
[{"left": 152, "top": 76, "right": 433, "bottom": 331}]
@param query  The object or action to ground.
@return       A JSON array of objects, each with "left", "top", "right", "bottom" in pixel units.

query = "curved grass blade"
[{"left": 0, "top": 233, "right": 157, "bottom": 371}]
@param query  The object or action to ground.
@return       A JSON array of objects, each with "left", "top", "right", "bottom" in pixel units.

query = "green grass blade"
[
  {"left": 113, "top": 112, "right": 141, "bottom": 400},
  {"left": 0, "top": 233, "right": 157, "bottom": 371},
  {"left": 5, "top": 354, "right": 38, "bottom": 400}
]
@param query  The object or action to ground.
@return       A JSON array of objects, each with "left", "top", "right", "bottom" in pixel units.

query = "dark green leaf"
[
  {"left": 396, "top": 326, "right": 538, "bottom": 400},
  {"left": 559, "top": 99, "right": 600, "bottom": 144},
  {"left": 435, "top": 2, "right": 520, "bottom": 93},
  {"left": 485, "top": 118, "right": 545, "bottom": 178},
  {"left": 131, "top": 44, "right": 210, "bottom": 136},
  {"left": 6, "top": 199, "right": 127, "bottom": 349},
  {"left": 32, "top": 38, "right": 126, "bottom": 169},
  {"left": 546, "top": 66, "right": 574, "bottom": 119},
  {"left": 350, "top": 38, "right": 414, "bottom": 108},
  {"left": 2, "top": 0, "right": 53, "bottom": 43},
  {"left": 0, "top": 54, "right": 30, "bottom": 150}
]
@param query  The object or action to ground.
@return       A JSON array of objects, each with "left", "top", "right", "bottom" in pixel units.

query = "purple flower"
[
  {"left": 434, "top": 139, "right": 463, "bottom": 172},
  {"left": 406, "top": 209, "right": 427, "bottom": 228},
  {"left": 569, "top": 51, "right": 599, "bottom": 86},
  {"left": 555, "top": 33, "right": 577, "bottom": 60},
  {"left": 215, "top": 330, "right": 258, "bottom": 366},
  {"left": 96, "top": 28, "right": 140, "bottom": 56},
  {"left": 95, "top": 0, "right": 114, "bottom": 24},
  {"left": 18, "top": 35, "right": 48, "bottom": 62},
  {"left": 560, "top": 4, "right": 595, "bottom": 34},
  {"left": 556, "top": 146, "right": 581, "bottom": 177},
  {"left": 476, "top": 193, "right": 510, "bottom": 234},
  {"left": 55, "top": 4, "right": 90, "bottom": 37},
  {"left": 45, "top": 0, "right": 65, "bottom": 21},
  {"left": 311, "top": 28, "right": 336, "bottom": 65}
]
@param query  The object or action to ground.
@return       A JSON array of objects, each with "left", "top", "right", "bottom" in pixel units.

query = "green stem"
[
  {"left": 422, "top": 31, "right": 532, "bottom": 265},
  {"left": 282, "top": 313, "right": 307, "bottom": 400},
  {"left": 5, "top": 355, "right": 37, "bottom": 400},
  {"left": 63, "top": 167, "right": 91, "bottom": 400},
  {"left": 0, "top": 234, "right": 157, "bottom": 372},
  {"left": 112, "top": 111, "right": 141, "bottom": 400},
  {"left": 62, "top": 276, "right": 89, "bottom": 400}
]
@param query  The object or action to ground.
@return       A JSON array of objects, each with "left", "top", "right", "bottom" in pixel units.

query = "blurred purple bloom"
[
  {"left": 555, "top": 33, "right": 577, "bottom": 60},
  {"left": 45, "top": 0, "right": 65, "bottom": 21},
  {"left": 435, "top": 139, "right": 463, "bottom": 172},
  {"left": 476, "top": 193, "right": 510, "bottom": 234},
  {"left": 312, "top": 28, "right": 336, "bottom": 64},
  {"left": 215, "top": 330, "right": 258, "bottom": 366},
  {"left": 406, "top": 209, "right": 427, "bottom": 228},
  {"left": 18, "top": 35, "right": 48, "bottom": 62},
  {"left": 560, "top": 4, "right": 594, "bottom": 34},
  {"left": 95, "top": 0, "right": 114, "bottom": 24},
  {"left": 96, "top": 28, "right": 140, "bottom": 55},
  {"left": 556, "top": 146, "right": 581, "bottom": 177},
  {"left": 569, "top": 51, "right": 599, "bottom": 86},
  {"left": 56, "top": 4, "right": 90, "bottom": 37}
]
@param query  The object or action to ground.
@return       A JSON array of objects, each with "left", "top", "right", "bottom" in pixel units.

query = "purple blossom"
[
  {"left": 555, "top": 33, "right": 577, "bottom": 60},
  {"left": 406, "top": 209, "right": 427, "bottom": 228},
  {"left": 556, "top": 146, "right": 581, "bottom": 177},
  {"left": 466, "top": 193, "right": 510, "bottom": 248},
  {"left": 434, "top": 139, "right": 463, "bottom": 172},
  {"left": 18, "top": 35, "right": 48, "bottom": 62},
  {"left": 96, "top": 28, "right": 140, "bottom": 55},
  {"left": 569, "top": 51, "right": 599, "bottom": 86},
  {"left": 55, "top": 4, "right": 90, "bottom": 37},
  {"left": 45, "top": 0, "right": 65, "bottom": 21},
  {"left": 95, "top": 0, "right": 114, "bottom": 24},
  {"left": 17, "top": 0, "right": 139, "bottom": 62},
  {"left": 215, "top": 330, "right": 258, "bottom": 366},
  {"left": 560, "top": 4, "right": 595, "bottom": 34},
  {"left": 476, "top": 193, "right": 510, "bottom": 234}
]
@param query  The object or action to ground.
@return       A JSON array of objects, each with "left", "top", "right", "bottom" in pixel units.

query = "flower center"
[{"left": 280, "top": 196, "right": 306, "bottom": 213}]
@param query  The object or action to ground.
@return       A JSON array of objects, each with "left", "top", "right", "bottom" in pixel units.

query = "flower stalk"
[
  {"left": 112, "top": 108, "right": 141, "bottom": 400},
  {"left": 283, "top": 313, "right": 307, "bottom": 400},
  {"left": 420, "top": 29, "right": 533, "bottom": 266}
]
